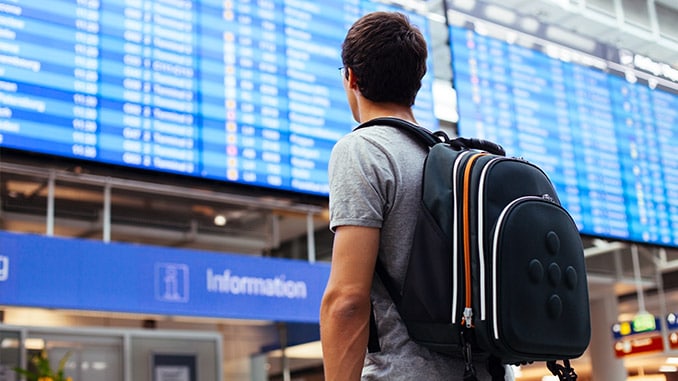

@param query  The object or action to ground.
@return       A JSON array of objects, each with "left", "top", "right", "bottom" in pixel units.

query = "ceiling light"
[
  {"left": 520, "top": 17, "right": 540, "bottom": 33},
  {"left": 214, "top": 214, "right": 227, "bottom": 226},
  {"left": 484, "top": 5, "right": 516, "bottom": 25},
  {"left": 628, "top": 375, "right": 666, "bottom": 381},
  {"left": 545, "top": 25, "right": 596, "bottom": 53},
  {"left": 268, "top": 341, "right": 322, "bottom": 359},
  {"left": 25, "top": 338, "right": 45, "bottom": 350},
  {"left": 452, "top": 0, "right": 476, "bottom": 12},
  {"left": 0, "top": 338, "right": 19, "bottom": 348}
]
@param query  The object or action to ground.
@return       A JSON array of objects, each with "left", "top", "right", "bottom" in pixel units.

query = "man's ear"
[{"left": 346, "top": 67, "right": 359, "bottom": 90}]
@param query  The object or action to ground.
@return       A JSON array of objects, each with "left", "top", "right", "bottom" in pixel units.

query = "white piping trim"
[
  {"left": 477, "top": 157, "right": 502, "bottom": 321},
  {"left": 491, "top": 195, "right": 542, "bottom": 340}
]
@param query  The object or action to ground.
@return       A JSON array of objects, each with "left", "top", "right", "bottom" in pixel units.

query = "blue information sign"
[{"left": 0, "top": 231, "right": 330, "bottom": 322}]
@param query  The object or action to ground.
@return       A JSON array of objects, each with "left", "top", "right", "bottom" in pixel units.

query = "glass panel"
[
  {"left": 657, "top": 3, "right": 678, "bottom": 41},
  {"left": 622, "top": 0, "right": 651, "bottom": 30},
  {"left": 586, "top": 0, "right": 616, "bottom": 15},
  {"left": 25, "top": 334, "right": 123, "bottom": 381},
  {"left": 0, "top": 330, "right": 21, "bottom": 381}
]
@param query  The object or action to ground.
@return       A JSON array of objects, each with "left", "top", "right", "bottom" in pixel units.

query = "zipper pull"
[
  {"left": 460, "top": 328, "right": 478, "bottom": 381},
  {"left": 542, "top": 193, "right": 555, "bottom": 203},
  {"left": 463, "top": 307, "right": 474, "bottom": 328}
]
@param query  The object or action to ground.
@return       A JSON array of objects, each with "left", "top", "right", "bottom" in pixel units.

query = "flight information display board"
[
  {"left": 0, "top": 0, "right": 436, "bottom": 196},
  {"left": 450, "top": 24, "right": 678, "bottom": 247}
]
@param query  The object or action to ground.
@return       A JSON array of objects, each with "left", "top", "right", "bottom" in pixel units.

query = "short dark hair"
[{"left": 341, "top": 12, "right": 428, "bottom": 107}]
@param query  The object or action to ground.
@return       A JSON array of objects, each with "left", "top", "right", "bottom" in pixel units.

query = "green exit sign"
[{"left": 632, "top": 313, "right": 657, "bottom": 333}]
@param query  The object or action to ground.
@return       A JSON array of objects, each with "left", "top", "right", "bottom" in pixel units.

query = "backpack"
[{"left": 357, "top": 117, "right": 590, "bottom": 381}]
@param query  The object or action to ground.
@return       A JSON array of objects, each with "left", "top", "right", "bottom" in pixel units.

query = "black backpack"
[{"left": 357, "top": 117, "right": 590, "bottom": 381}]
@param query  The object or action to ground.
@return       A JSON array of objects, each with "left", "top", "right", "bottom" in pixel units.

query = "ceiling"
[{"left": 439, "top": 0, "right": 678, "bottom": 69}]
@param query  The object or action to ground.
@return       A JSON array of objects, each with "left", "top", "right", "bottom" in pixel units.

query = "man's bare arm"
[{"left": 320, "top": 225, "right": 380, "bottom": 381}]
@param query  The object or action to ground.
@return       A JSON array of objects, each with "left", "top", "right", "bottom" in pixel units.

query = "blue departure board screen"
[
  {"left": 450, "top": 24, "right": 678, "bottom": 247},
  {"left": 0, "top": 0, "right": 436, "bottom": 196}
]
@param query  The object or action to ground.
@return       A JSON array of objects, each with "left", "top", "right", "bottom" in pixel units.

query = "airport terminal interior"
[{"left": 1, "top": 0, "right": 678, "bottom": 380}]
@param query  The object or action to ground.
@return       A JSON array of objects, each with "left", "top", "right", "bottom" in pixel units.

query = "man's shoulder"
[{"left": 343, "top": 125, "right": 427, "bottom": 151}]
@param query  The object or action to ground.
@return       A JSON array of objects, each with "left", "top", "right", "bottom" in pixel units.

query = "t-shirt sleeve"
[{"left": 328, "top": 132, "right": 395, "bottom": 232}]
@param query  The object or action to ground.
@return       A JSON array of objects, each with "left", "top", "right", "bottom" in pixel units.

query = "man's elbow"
[{"left": 321, "top": 288, "right": 370, "bottom": 322}]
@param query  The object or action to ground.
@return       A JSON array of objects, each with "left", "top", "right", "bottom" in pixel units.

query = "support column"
[
  {"left": 589, "top": 287, "right": 628, "bottom": 380},
  {"left": 306, "top": 212, "right": 316, "bottom": 263},
  {"left": 278, "top": 323, "right": 291, "bottom": 381},
  {"left": 46, "top": 170, "right": 55, "bottom": 236},
  {"left": 250, "top": 353, "right": 268, "bottom": 381},
  {"left": 103, "top": 181, "right": 111, "bottom": 243}
]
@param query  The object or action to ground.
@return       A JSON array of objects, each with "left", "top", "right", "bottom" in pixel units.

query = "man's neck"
[{"left": 356, "top": 99, "right": 417, "bottom": 125}]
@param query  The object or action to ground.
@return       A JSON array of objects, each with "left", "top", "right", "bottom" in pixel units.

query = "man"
[{"left": 320, "top": 12, "right": 512, "bottom": 380}]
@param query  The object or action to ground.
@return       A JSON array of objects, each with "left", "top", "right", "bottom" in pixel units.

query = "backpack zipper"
[
  {"left": 478, "top": 158, "right": 557, "bottom": 326},
  {"left": 461, "top": 152, "right": 486, "bottom": 328},
  {"left": 451, "top": 151, "right": 472, "bottom": 325}
]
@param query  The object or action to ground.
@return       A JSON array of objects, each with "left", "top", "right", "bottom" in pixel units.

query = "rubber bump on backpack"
[
  {"left": 528, "top": 259, "right": 544, "bottom": 284},
  {"left": 548, "top": 263, "right": 562, "bottom": 287},
  {"left": 565, "top": 266, "right": 578, "bottom": 290},
  {"left": 546, "top": 231, "right": 560, "bottom": 255},
  {"left": 547, "top": 294, "right": 563, "bottom": 319}
]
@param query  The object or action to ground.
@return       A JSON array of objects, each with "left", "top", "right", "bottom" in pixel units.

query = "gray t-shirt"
[{"left": 328, "top": 125, "right": 512, "bottom": 380}]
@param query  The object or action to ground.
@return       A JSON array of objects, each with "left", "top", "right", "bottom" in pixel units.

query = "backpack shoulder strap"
[
  {"left": 547, "top": 360, "right": 578, "bottom": 381},
  {"left": 355, "top": 117, "right": 443, "bottom": 147},
  {"left": 367, "top": 259, "right": 403, "bottom": 353},
  {"left": 368, "top": 303, "right": 381, "bottom": 353},
  {"left": 355, "top": 117, "right": 506, "bottom": 156}
]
